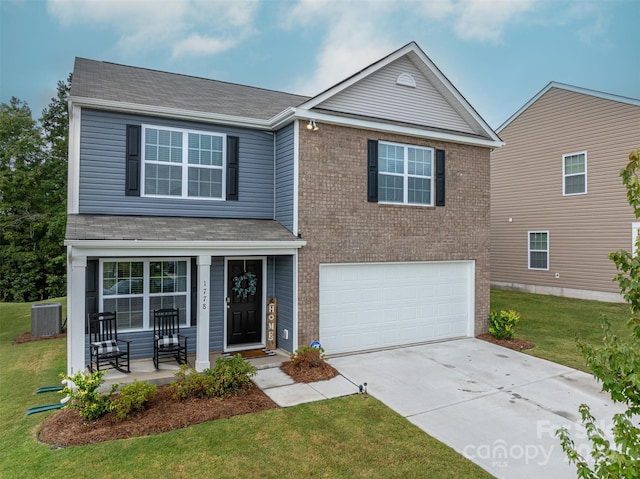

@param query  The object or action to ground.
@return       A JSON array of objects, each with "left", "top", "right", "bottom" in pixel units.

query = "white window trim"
[
  {"left": 378, "top": 140, "right": 434, "bottom": 206},
  {"left": 141, "top": 124, "right": 227, "bottom": 201},
  {"left": 99, "top": 258, "right": 191, "bottom": 331},
  {"left": 528, "top": 231, "right": 549, "bottom": 270},
  {"left": 633, "top": 222, "right": 640, "bottom": 255},
  {"left": 562, "top": 151, "right": 587, "bottom": 196}
]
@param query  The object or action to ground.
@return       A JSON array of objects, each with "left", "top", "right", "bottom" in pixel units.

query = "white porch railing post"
[
  {"left": 195, "top": 255, "right": 212, "bottom": 371},
  {"left": 67, "top": 249, "right": 86, "bottom": 375}
]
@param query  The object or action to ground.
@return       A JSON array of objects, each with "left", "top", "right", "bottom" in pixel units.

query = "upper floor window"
[
  {"left": 563, "top": 151, "right": 587, "bottom": 196},
  {"left": 528, "top": 231, "right": 549, "bottom": 270},
  {"left": 378, "top": 141, "right": 434, "bottom": 206},
  {"left": 142, "top": 126, "right": 225, "bottom": 199}
]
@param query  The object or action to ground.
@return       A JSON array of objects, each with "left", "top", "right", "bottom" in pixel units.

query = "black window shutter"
[
  {"left": 367, "top": 139, "right": 378, "bottom": 202},
  {"left": 226, "top": 136, "right": 239, "bottom": 201},
  {"left": 85, "top": 259, "right": 99, "bottom": 333},
  {"left": 435, "top": 149, "right": 445, "bottom": 207},
  {"left": 125, "top": 125, "right": 141, "bottom": 196}
]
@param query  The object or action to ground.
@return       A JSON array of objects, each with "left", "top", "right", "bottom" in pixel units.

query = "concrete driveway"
[{"left": 328, "top": 338, "right": 623, "bottom": 479}]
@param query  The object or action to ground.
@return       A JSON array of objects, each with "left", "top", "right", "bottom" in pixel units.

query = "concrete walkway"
[
  {"left": 328, "top": 338, "right": 624, "bottom": 479},
  {"left": 253, "top": 367, "right": 358, "bottom": 407}
]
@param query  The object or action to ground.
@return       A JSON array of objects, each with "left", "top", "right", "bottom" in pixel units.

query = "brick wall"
[{"left": 296, "top": 122, "right": 491, "bottom": 346}]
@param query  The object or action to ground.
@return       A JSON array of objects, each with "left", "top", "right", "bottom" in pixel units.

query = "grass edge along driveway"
[{"left": 0, "top": 299, "right": 491, "bottom": 479}]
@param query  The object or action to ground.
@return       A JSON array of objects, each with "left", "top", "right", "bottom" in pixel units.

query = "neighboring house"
[
  {"left": 491, "top": 82, "right": 640, "bottom": 302},
  {"left": 65, "top": 42, "right": 502, "bottom": 375}
]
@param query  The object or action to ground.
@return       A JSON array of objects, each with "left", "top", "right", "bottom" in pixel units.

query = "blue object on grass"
[{"left": 309, "top": 341, "right": 322, "bottom": 349}]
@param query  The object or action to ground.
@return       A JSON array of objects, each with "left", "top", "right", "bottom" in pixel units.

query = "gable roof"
[
  {"left": 298, "top": 42, "right": 500, "bottom": 144},
  {"left": 498, "top": 81, "right": 640, "bottom": 133},
  {"left": 70, "top": 42, "right": 501, "bottom": 147}
]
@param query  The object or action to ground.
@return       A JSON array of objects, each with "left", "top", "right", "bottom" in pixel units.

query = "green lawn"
[
  {"left": 0, "top": 299, "right": 491, "bottom": 479},
  {"left": 490, "top": 289, "right": 632, "bottom": 370}
]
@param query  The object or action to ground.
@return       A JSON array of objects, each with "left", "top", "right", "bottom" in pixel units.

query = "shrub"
[
  {"left": 111, "top": 380, "right": 157, "bottom": 421},
  {"left": 169, "top": 356, "right": 257, "bottom": 400},
  {"left": 289, "top": 345, "right": 326, "bottom": 368},
  {"left": 488, "top": 309, "right": 521, "bottom": 340},
  {"left": 60, "top": 370, "right": 116, "bottom": 421},
  {"left": 208, "top": 354, "right": 257, "bottom": 397},
  {"left": 169, "top": 364, "right": 210, "bottom": 400}
]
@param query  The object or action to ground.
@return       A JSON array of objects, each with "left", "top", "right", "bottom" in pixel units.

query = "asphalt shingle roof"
[
  {"left": 71, "top": 58, "right": 310, "bottom": 121},
  {"left": 66, "top": 215, "right": 300, "bottom": 243}
]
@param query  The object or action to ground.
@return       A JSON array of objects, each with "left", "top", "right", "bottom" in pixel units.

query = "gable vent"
[{"left": 396, "top": 73, "right": 416, "bottom": 88}]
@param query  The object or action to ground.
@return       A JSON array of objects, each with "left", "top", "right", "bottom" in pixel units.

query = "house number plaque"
[{"left": 266, "top": 298, "right": 277, "bottom": 350}]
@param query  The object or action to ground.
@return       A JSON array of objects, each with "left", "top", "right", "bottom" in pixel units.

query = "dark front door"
[{"left": 227, "top": 259, "right": 262, "bottom": 346}]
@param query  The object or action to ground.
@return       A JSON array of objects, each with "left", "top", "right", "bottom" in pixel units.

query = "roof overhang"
[{"left": 65, "top": 215, "right": 306, "bottom": 258}]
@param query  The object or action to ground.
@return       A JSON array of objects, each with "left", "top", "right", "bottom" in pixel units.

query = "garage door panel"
[{"left": 319, "top": 262, "right": 473, "bottom": 355}]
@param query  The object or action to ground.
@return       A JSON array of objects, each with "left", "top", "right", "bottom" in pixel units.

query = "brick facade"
[{"left": 296, "top": 122, "right": 491, "bottom": 346}]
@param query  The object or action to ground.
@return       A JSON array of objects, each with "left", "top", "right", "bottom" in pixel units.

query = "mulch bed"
[
  {"left": 477, "top": 333, "right": 535, "bottom": 352},
  {"left": 280, "top": 360, "right": 339, "bottom": 383},
  {"left": 38, "top": 383, "right": 277, "bottom": 447}
]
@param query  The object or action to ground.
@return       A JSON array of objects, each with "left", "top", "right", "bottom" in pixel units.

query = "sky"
[{"left": 1, "top": 0, "right": 639, "bottom": 129}]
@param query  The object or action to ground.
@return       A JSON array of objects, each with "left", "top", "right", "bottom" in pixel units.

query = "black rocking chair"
[
  {"left": 88, "top": 312, "right": 131, "bottom": 373},
  {"left": 153, "top": 308, "right": 188, "bottom": 369}
]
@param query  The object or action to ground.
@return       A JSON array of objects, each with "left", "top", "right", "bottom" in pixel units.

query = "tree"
[
  {"left": 557, "top": 148, "right": 640, "bottom": 478},
  {"left": 0, "top": 76, "right": 70, "bottom": 302}
]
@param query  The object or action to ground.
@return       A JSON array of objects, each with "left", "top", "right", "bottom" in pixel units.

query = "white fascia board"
[
  {"left": 283, "top": 109, "right": 504, "bottom": 148},
  {"left": 65, "top": 240, "right": 307, "bottom": 258},
  {"left": 70, "top": 96, "right": 272, "bottom": 130},
  {"left": 298, "top": 43, "right": 418, "bottom": 110}
]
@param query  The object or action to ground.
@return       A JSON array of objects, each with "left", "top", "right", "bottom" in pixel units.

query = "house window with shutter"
[
  {"left": 528, "top": 231, "right": 549, "bottom": 270},
  {"left": 377, "top": 141, "right": 434, "bottom": 206},
  {"left": 562, "top": 151, "right": 587, "bottom": 196},
  {"left": 141, "top": 125, "right": 226, "bottom": 200}
]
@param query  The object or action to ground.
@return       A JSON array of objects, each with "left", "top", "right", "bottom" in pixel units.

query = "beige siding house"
[{"left": 491, "top": 82, "right": 640, "bottom": 302}]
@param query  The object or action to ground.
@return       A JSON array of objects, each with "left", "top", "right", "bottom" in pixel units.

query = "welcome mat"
[{"left": 223, "top": 348, "right": 276, "bottom": 359}]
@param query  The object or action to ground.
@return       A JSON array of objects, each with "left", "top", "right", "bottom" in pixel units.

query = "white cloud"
[
  {"left": 285, "top": 1, "right": 396, "bottom": 95},
  {"left": 285, "top": 0, "right": 541, "bottom": 96},
  {"left": 46, "top": 0, "right": 259, "bottom": 57}
]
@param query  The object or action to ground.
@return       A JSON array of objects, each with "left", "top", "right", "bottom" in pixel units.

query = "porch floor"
[{"left": 98, "top": 349, "right": 290, "bottom": 390}]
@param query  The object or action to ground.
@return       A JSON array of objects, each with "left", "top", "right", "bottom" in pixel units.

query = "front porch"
[{"left": 99, "top": 349, "right": 290, "bottom": 391}]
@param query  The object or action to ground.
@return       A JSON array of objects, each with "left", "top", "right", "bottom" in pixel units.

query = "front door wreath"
[{"left": 232, "top": 271, "right": 257, "bottom": 298}]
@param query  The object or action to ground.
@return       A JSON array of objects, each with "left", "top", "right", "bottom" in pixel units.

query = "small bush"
[
  {"left": 169, "top": 356, "right": 257, "bottom": 400},
  {"left": 60, "top": 370, "right": 116, "bottom": 421},
  {"left": 488, "top": 309, "right": 521, "bottom": 340},
  {"left": 169, "top": 364, "right": 209, "bottom": 400},
  {"left": 208, "top": 354, "right": 257, "bottom": 397},
  {"left": 111, "top": 380, "right": 158, "bottom": 421},
  {"left": 289, "top": 345, "right": 325, "bottom": 368}
]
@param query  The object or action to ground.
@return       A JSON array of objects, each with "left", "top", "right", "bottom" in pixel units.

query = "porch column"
[
  {"left": 195, "top": 255, "right": 211, "bottom": 372},
  {"left": 67, "top": 250, "right": 86, "bottom": 375}
]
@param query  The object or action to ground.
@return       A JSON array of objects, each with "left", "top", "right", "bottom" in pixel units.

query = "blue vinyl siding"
[
  {"left": 274, "top": 255, "right": 294, "bottom": 352},
  {"left": 79, "top": 109, "right": 275, "bottom": 218},
  {"left": 209, "top": 257, "right": 225, "bottom": 351},
  {"left": 275, "top": 123, "right": 295, "bottom": 232}
]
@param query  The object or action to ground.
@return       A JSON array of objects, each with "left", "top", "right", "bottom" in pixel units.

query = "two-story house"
[
  {"left": 65, "top": 42, "right": 502, "bottom": 374},
  {"left": 491, "top": 82, "right": 640, "bottom": 302}
]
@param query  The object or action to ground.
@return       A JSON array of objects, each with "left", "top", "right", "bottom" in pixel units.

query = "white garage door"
[{"left": 319, "top": 261, "right": 474, "bottom": 355}]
